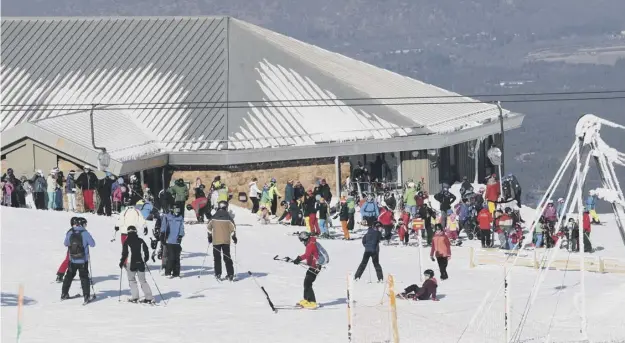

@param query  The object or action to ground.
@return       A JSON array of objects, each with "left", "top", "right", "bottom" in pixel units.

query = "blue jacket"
[
  {"left": 285, "top": 184, "right": 294, "bottom": 203},
  {"left": 585, "top": 196, "right": 596, "bottom": 210},
  {"left": 161, "top": 213, "right": 185, "bottom": 244},
  {"left": 361, "top": 200, "right": 380, "bottom": 218},
  {"left": 458, "top": 203, "right": 471, "bottom": 221},
  {"left": 65, "top": 175, "right": 76, "bottom": 194},
  {"left": 362, "top": 227, "right": 382, "bottom": 253},
  {"left": 64, "top": 226, "right": 96, "bottom": 264},
  {"left": 136, "top": 202, "right": 154, "bottom": 220}
]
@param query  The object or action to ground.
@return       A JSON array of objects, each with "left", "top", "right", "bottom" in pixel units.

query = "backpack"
[
  {"left": 316, "top": 242, "right": 330, "bottom": 266},
  {"left": 68, "top": 230, "right": 85, "bottom": 260}
]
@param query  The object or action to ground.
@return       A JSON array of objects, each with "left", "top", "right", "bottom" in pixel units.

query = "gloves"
[
  {"left": 143, "top": 226, "right": 148, "bottom": 236},
  {"left": 293, "top": 256, "right": 302, "bottom": 265},
  {"left": 232, "top": 235, "right": 238, "bottom": 245},
  {"left": 284, "top": 257, "right": 292, "bottom": 262},
  {"left": 430, "top": 256, "right": 435, "bottom": 262},
  {"left": 119, "top": 261, "right": 124, "bottom": 269},
  {"left": 176, "top": 235, "right": 182, "bottom": 244},
  {"left": 114, "top": 226, "right": 119, "bottom": 232},
  {"left": 208, "top": 235, "right": 213, "bottom": 244}
]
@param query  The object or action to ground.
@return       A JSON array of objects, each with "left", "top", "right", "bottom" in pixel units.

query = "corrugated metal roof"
[
  {"left": 1, "top": 16, "right": 516, "bottom": 157},
  {"left": 231, "top": 18, "right": 509, "bottom": 134}
]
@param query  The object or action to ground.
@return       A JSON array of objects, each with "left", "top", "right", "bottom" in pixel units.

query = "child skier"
[
  {"left": 317, "top": 197, "right": 329, "bottom": 238},
  {"left": 378, "top": 205, "right": 395, "bottom": 244},
  {"left": 397, "top": 269, "right": 438, "bottom": 301},
  {"left": 397, "top": 218, "right": 409, "bottom": 246},
  {"left": 119, "top": 226, "right": 154, "bottom": 304},
  {"left": 430, "top": 224, "right": 451, "bottom": 280},
  {"left": 291, "top": 232, "right": 321, "bottom": 309},
  {"left": 258, "top": 206, "right": 270, "bottom": 225}
]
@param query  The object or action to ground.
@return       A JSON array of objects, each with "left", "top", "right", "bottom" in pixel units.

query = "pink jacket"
[
  {"left": 113, "top": 187, "right": 123, "bottom": 203},
  {"left": 430, "top": 231, "right": 451, "bottom": 258}
]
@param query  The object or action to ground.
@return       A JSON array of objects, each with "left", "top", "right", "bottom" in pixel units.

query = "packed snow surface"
[{"left": 2, "top": 206, "right": 625, "bottom": 343}]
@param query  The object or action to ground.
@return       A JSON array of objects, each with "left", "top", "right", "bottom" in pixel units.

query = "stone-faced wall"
[{"left": 170, "top": 158, "right": 351, "bottom": 208}]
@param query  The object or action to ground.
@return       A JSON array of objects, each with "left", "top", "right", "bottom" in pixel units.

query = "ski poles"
[
  {"left": 118, "top": 266, "right": 124, "bottom": 302},
  {"left": 198, "top": 243, "right": 211, "bottom": 279},
  {"left": 110, "top": 230, "right": 117, "bottom": 242},
  {"left": 88, "top": 255, "right": 97, "bottom": 299},
  {"left": 273, "top": 255, "right": 323, "bottom": 272},
  {"left": 248, "top": 270, "right": 277, "bottom": 313},
  {"left": 144, "top": 263, "right": 167, "bottom": 306}
]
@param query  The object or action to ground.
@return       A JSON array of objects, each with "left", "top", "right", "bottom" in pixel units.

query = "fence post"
[
  {"left": 533, "top": 249, "right": 539, "bottom": 269},
  {"left": 598, "top": 257, "right": 605, "bottom": 273},
  {"left": 388, "top": 274, "right": 399, "bottom": 343}
]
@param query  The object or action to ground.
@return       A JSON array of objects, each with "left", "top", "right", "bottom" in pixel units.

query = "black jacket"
[
  {"left": 120, "top": 232, "right": 149, "bottom": 272},
  {"left": 316, "top": 184, "right": 332, "bottom": 203},
  {"left": 316, "top": 202, "right": 328, "bottom": 220},
  {"left": 77, "top": 171, "right": 99, "bottom": 190},
  {"left": 98, "top": 177, "right": 115, "bottom": 197},
  {"left": 304, "top": 196, "right": 317, "bottom": 216},
  {"left": 293, "top": 186, "right": 305, "bottom": 200},
  {"left": 339, "top": 203, "right": 349, "bottom": 221},
  {"left": 194, "top": 186, "right": 206, "bottom": 198},
  {"left": 362, "top": 227, "right": 382, "bottom": 253},
  {"left": 434, "top": 191, "right": 456, "bottom": 211}
]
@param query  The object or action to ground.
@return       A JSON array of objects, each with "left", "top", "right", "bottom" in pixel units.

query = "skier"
[
  {"left": 402, "top": 182, "right": 417, "bottom": 217},
  {"left": 378, "top": 205, "right": 395, "bottom": 244},
  {"left": 127, "top": 175, "right": 144, "bottom": 205},
  {"left": 419, "top": 203, "right": 437, "bottom": 246},
  {"left": 192, "top": 178, "right": 210, "bottom": 223},
  {"left": 434, "top": 187, "right": 456, "bottom": 228},
  {"left": 354, "top": 221, "right": 384, "bottom": 282},
  {"left": 65, "top": 170, "right": 77, "bottom": 212},
  {"left": 346, "top": 195, "right": 356, "bottom": 232},
  {"left": 304, "top": 189, "right": 319, "bottom": 234},
  {"left": 160, "top": 206, "right": 185, "bottom": 278},
  {"left": 268, "top": 178, "right": 282, "bottom": 216},
  {"left": 56, "top": 217, "right": 80, "bottom": 282},
  {"left": 291, "top": 232, "right": 322, "bottom": 309},
  {"left": 361, "top": 193, "right": 380, "bottom": 226},
  {"left": 457, "top": 198, "right": 471, "bottom": 238},
  {"left": 115, "top": 205, "right": 148, "bottom": 246},
  {"left": 460, "top": 176, "right": 473, "bottom": 198},
  {"left": 46, "top": 170, "right": 57, "bottom": 210},
  {"left": 207, "top": 201, "right": 238, "bottom": 281},
  {"left": 119, "top": 225, "right": 154, "bottom": 304},
  {"left": 338, "top": 197, "right": 351, "bottom": 240},
  {"left": 61, "top": 217, "right": 96, "bottom": 304},
  {"left": 430, "top": 224, "right": 451, "bottom": 280},
  {"left": 249, "top": 178, "right": 261, "bottom": 213},
  {"left": 316, "top": 197, "right": 329, "bottom": 238},
  {"left": 397, "top": 269, "right": 438, "bottom": 301},
  {"left": 477, "top": 207, "right": 493, "bottom": 248},
  {"left": 585, "top": 191, "right": 601, "bottom": 224}
]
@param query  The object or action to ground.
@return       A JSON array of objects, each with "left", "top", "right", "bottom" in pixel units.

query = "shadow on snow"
[{"left": 1, "top": 292, "right": 37, "bottom": 306}]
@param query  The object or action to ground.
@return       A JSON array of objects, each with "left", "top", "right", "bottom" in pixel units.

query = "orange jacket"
[{"left": 430, "top": 231, "right": 451, "bottom": 258}]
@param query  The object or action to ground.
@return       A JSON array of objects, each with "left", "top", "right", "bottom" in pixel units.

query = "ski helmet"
[
  {"left": 434, "top": 223, "right": 444, "bottom": 231},
  {"left": 424, "top": 269, "right": 435, "bottom": 278},
  {"left": 504, "top": 207, "right": 512, "bottom": 214},
  {"left": 218, "top": 200, "right": 228, "bottom": 209},
  {"left": 298, "top": 231, "right": 311, "bottom": 244},
  {"left": 77, "top": 217, "right": 88, "bottom": 227},
  {"left": 70, "top": 217, "right": 80, "bottom": 226},
  {"left": 127, "top": 225, "right": 137, "bottom": 233}
]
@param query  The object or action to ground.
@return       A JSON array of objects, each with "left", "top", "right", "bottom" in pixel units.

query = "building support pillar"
[
  {"left": 335, "top": 156, "right": 341, "bottom": 198},
  {"left": 140, "top": 170, "right": 145, "bottom": 188},
  {"left": 396, "top": 151, "right": 402, "bottom": 185}
]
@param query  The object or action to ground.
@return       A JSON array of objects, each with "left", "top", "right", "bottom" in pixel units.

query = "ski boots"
[
  {"left": 302, "top": 301, "right": 318, "bottom": 309},
  {"left": 127, "top": 298, "right": 139, "bottom": 303},
  {"left": 140, "top": 299, "right": 156, "bottom": 305},
  {"left": 297, "top": 299, "right": 309, "bottom": 307}
]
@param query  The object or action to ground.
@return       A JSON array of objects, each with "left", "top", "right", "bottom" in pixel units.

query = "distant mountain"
[{"left": 3, "top": 0, "right": 625, "bottom": 207}]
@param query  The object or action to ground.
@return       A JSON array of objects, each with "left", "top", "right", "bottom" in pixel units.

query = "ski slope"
[{"left": 2, "top": 206, "right": 625, "bottom": 343}]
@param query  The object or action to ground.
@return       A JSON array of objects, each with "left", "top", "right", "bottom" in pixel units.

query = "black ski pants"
[
  {"left": 354, "top": 251, "right": 384, "bottom": 281},
  {"left": 304, "top": 268, "right": 319, "bottom": 303},
  {"left": 250, "top": 197, "right": 259, "bottom": 213},
  {"left": 271, "top": 195, "right": 278, "bottom": 215},
  {"left": 583, "top": 232, "right": 592, "bottom": 252},
  {"left": 425, "top": 222, "right": 433, "bottom": 245},
  {"left": 436, "top": 256, "right": 449, "bottom": 280},
  {"left": 34, "top": 192, "right": 45, "bottom": 209},
  {"left": 61, "top": 262, "right": 90, "bottom": 297},
  {"left": 403, "top": 284, "right": 428, "bottom": 301},
  {"left": 347, "top": 213, "right": 355, "bottom": 231},
  {"left": 383, "top": 225, "right": 393, "bottom": 242},
  {"left": 480, "top": 230, "right": 492, "bottom": 247},
  {"left": 98, "top": 195, "right": 112, "bottom": 216},
  {"left": 213, "top": 244, "right": 234, "bottom": 277},
  {"left": 165, "top": 244, "right": 182, "bottom": 277},
  {"left": 174, "top": 201, "right": 186, "bottom": 216}
]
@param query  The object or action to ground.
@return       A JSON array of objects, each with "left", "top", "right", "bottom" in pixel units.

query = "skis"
[
  {"left": 126, "top": 298, "right": 159, "bottom": 306},
  {"left": 60, "top": 293, "right": 82, "bottom": 301}
]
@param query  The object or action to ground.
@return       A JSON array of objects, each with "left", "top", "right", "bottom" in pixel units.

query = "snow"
[{"left": 2, "top": 206, "right": 625, "bottom": 343}]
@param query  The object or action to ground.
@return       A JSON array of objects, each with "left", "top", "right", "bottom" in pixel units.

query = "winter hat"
[
  {"left": 127, "top": 226, "right": 137, "bottom": 233},
  {"left": 69, "top": 170, "right": 75, "bottom": 174},
  {"left": 118, "top": 177, "right": 124, "bottom": 184},
  {"left": 558, "top": 198, "right": 564, "bottom": 203}
]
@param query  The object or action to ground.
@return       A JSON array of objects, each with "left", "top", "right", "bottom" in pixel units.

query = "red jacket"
[
  {"left": 400, "top": 212, "right": 410, "bottom": 224},
  {"left": 378, "top": 208, "right": 394, "bottom": 226},
  {"left": 583, "top": 212, "right": 591, "bottom": 233},
  {"left": 431, "top": 231, "right": 451, "bottom": 258},
  {"left": 485, "top": 182, "right": 500, "bottom": 202},
  {"left": 299, "top": 237, "right": 319, "bottom": 269},
  {"left": 477, "top": 209, "right": 493, "bottom": 230}
]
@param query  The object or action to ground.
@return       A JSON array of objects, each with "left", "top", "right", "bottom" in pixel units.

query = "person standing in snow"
[
  {"left": 304, "top": 189, "right": 319, "bottom": 234},
  {"left": 61, "top": 217, "right": 96, "bottom": 304},
  {"left": 191, "top": 178, "right": 210, "bottom": 223},
  {"left": 582, "top": 209, "right": 593, "bottom": 252},
  {"left": 168, "top": 178, "right": 189, "bottom": 217},
  {"left": 290, "top": 232, "right": 322, "bottom": 309},
  {"left": 316, "top": 197, "right": 329, "bottom": 238},
  {"left": 398, "top": 269, "right": 438, "bottom": 301},
  {"left": 76, "top": 166, "right": 98, "bottom": 212},
  {"left": 378, "top": 205, "right": 395, "bottom": 244},
  {"left": 430, "top": 224, "right": 451, "bottom": 280},
  {"left": 293, "top": 181, "right": 305, "bottom": 201},
  {"left": 419, "top": 203, "right": 437, "bottom": 246},
  {"left": 249, "top": 178, "right": 261, "bottom": 213},
  {"left": 354, "top": 222, "right": 384, "bottom": 282},
  {"left": 160, "top": 206, "right": 185, "bottom": 278},
  {"left": 284, "top": 180, "right": 295, "bottom": 205},
  {"left": 65, "top": 170, "right": 77, "bottom": 212},
  {"left": 361, "top": 193, "right": 380, "bottom": 227},
  {"left": 434, "top": 186, "right": 457, "bottom": 228},
  {"left": 119, "top": 225, "right": 154, "bottom": 304},
  {"left": 97, "top": 171, "right": 115, "bottom": 216},
  {"left": 115, "top": 205, "right": 148, "bottom": 246},
  {"left": 207, "top": 201, "right": 238, "bottom": 281},
  {"left": 30, "top": 170, "right": 47, "bottom": 209},
  {"left": 585, "top": 191, "right": 601, "bottom": 224},
  {"left": 46, "top": 170, "right": 57, "bottom": 211},
  {"left": 316, "top": 178, "right": 332, "bottom": 204},
  {"left": 484, "top": 174, "right": 500, "bottom": 215},
  {"left": 56, "top": 217, "right": 80, "bottom": 283},
  {"left": 477, "top": 207, "right": 493, "bottom": 247},
  {"left": 402, "top": 182, "right": 417, "bottom": 217},
  {"left": 260, "top": 184, "right": 273, "bottom": 214},
  {"left": 22, "top": 176, "right": 36, "bottom": 209},
  {"left": 460, "top": 176, "right": 473, "bottom": 198},
  {"left": 338, "top": 197, "right": 351, "bottom": 240},
  {"left": 268, "top": 178, "right": 282, "bottom": 217},
  {"left": 457, "top": 198, "right": 472, "bottom": 238}
]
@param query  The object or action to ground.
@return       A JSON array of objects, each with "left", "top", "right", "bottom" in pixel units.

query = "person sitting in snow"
[
  {"left": 398, "top": 269, "right": 438, "bottom": 301},
  {"left": 258, "top": 205, "right": 270, "bottom": 225}
]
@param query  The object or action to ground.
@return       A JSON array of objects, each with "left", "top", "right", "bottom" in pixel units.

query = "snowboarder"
[
  {"left": 354, "top": 222, "right": 384, "bottom": 282},
  {"left": 398, "top": 269, "right": 438, "bottom": 301},
  {"left": 207, "top": 201, "right": 238, "bottom": 281},
  {"left": 160, "top": 206, "right": 185, "bottom": 278},
  {"left": 291, "top": 232, "right": 322, "bottom": 309},
  {"left": 61, "top": 217, "right": 96, "bottom": 304},
  {"left": 430, "top": 224, "right": 451, "bottom": 280},
  {"left": 119, "top": 225, "right": 154, "bottom": 304}
]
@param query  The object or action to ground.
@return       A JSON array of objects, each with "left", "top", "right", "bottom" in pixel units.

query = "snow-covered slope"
[{"left": 2, "top": 206, "right": 625, "bottom": 343}]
